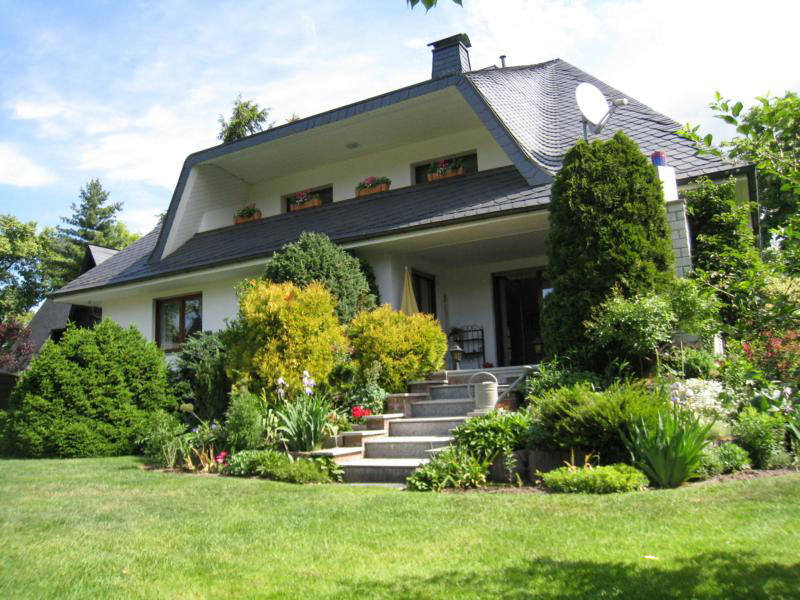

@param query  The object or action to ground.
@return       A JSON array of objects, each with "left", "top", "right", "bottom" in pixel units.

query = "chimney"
[{"left": 428, "top": 33, "right": 471, "bottom": 79}]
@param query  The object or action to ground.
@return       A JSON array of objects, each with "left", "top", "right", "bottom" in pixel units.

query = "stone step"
[
  {"left": 364, "top": 436, "right": 452, "bottom": 459},
  {"left": 386, "top": 394, "right": 428, "bottom": 416},
  {"left": 339, "top": 429, "right": 388, "bottom": 447},
  {"left": 365, "top": 413, "right": 405, "bottom": 431},
  {"left": 407, "top": 380, "right": 448, "bottom": 394},
  {"left": 429, "top": 384, "right": 470, "bottom": 400},
  {"left": 389, "top": 416, "right": 467, "bottom": 437},
  {"left": 410, "top": 398, "right": 474, "bottom": 418},
  {"left": 294, "top": 447, "right": 363, "bottom": 464},
  {"left": 342, "top": 458, "right": 428, "bottom": 483}
]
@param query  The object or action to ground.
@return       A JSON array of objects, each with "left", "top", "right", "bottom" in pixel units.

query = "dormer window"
[
  {"left": 284, "top": 185, "right": 333, "bottom": 213},
  {"left": 414, "top": 152, "right": 478, "bottom": 185}
]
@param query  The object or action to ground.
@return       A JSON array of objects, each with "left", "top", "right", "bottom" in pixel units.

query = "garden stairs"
[{"left": 332, "top": 366, "right": 528, "bottom": 484}]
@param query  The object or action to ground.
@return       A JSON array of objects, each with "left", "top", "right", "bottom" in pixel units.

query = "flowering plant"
[
  {"left": 351, "top": 405, "right": 373, "bottom": 423},
  {"left": 355, "top": 175, "right": 391, "bottom": 191},
  {"left": 670, "top": 379, "right": 735, "bottom": 423},
  {"left": 427, "top": 158, "right": 463, "bottom": 176},
  {"left": 290, "top": 189, "right": 321, "bottom": 206},
  {"left": 235, "top": 203, "right": 260, "bottom": 218}
]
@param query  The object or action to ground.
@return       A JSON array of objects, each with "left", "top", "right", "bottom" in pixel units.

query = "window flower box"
[
  {"left": 427, "top": 158, "right": 465, "bottom": 182},
  {"left": 289, "top": 190, "right": 322, "bottom": 212},
  {"left": 355, "top": 176, "right": 391, "bottom": 198},
  {"left": 233, "top": 204, "right": 262, "bottom": 225}
]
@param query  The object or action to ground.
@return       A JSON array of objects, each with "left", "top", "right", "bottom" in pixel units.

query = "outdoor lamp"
[{"left": 449, "top": 344, "right": 463, "bottom": 370}]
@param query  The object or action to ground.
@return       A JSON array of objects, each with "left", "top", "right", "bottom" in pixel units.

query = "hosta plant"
[
  {"left": 624, "top": 406, "right": 713, "bottom": 488},
  {"left": 406, "top": 447, "right": 488, "bottom": 492}
]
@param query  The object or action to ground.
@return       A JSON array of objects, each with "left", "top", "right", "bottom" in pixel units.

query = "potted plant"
[
  {"left": 427, "top": 158, "right": 464, "bottom": 182},
  {"left": 355, "top": 176, "right": 391, "bottom": 197},
  {"left": 289, "top": 189, "right": 322, "bottom": 212},
  {"left": 233, "top": 203, "right": 262, "bottom": 225}
]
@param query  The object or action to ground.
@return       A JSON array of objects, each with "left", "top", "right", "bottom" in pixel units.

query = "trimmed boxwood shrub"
[
  {"left": 542, "top": 131, "right": 674, "bottom": 365},
  {"left": 264, "top": 232, "right": 376, "bottom": 322},
  {"left": 1, "top": 319, "right": 172, "bottom": 458},
  {"left": 224, "top": 279, "right": 347, "bottom": 393},
  {"left": 539, "top": 464, "right": 648, "bottom": 494},
  {"left": 348, "top": 305, "right": 447, "bottom": 393}
]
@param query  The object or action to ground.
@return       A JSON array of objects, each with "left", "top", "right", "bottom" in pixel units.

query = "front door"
[{"left": 492, "top": 269, "right": 549, "bottom": 366}]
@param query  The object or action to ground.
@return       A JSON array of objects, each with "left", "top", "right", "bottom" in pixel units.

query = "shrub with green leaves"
[
  {"left": 526, "top": 383, "right": 668, "bottom": 464},
  {"left": 539, "top": 464, "right": 648, "bottom": 494},
  {"left": 224, "top": 449, "right": 333, "bottom": 483},
  {"left": 542, "top": 131, "right": 674, "bottom": 363},
  {"left": 732, "top": 407, "right": 786, "bottom": 469},
  {"left": 264, "top": 232, "right": 376, "bottom": 322},
  {"left": 224, "top": 387, "right": 266, "bottom": 452},
  {"left": 2, "top": 319, "right": 172, "bottom": 458},
  {"left": 668, "top": 277, "right": 722, "bottom": 344},
  {"left": 666, "top": 347, "right": 718, "bottom": 379},
  {"left": 584, "top": 291, "right": 676, "bottom": 375},
  {"left": 348, "top": 305, "right": 447, "bottom": 393},
  {"left": 698, "top": 442, "right": 751, "bottom": 479},
  {"left": 452, "top": 410, "right": 530, "bottom": 463},
  {"left": 525, "top": 357, "right": 603, "bottom": 401},
  {"left": 171, "top": 331, "right": 229, "bottom": 421},
  {"left": 684, "top": 177, "right": 761, "bottom": 328},
  {"left": 223, "top": 280, "right": 346, "bottom": 393},
  {"left": 406, "top": 447, "right": 488, "bottom": 492},
  {"left": 138, "top": 410, "right": 187, "bottom": 468},
  {"left": 624, "top": 407, "right": 713, "bottom": 488}
]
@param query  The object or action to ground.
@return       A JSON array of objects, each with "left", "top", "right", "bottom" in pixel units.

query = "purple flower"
[
  {"left": 211, "top": 423, "right": 218, "bottom": 430},
  {"left": 192, "top": 426, "right": 198, "bottom": 433}
]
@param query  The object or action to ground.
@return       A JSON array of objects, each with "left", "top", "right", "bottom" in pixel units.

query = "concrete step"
[
  {"left": 364, "top": 436, "right": 452, "bottom": 459},
  {"left": 389, "top": 416, "right": 467, "bottom": 437},
  {"left": 365, "top": 413, "right": 405, "bottom": 431},
  {"left": 294, "top": 447, "right": 363, "bottom": 464},
  {"left": 386, "top": 394, "right": 428, "bottom": 416},
  {"left": 410, "top": 398, "right": 474, "bottom": 418},
  {"left": 407, "top": 380, "right": 448, "bottom": 394},
  {"left": 429, "top": 384, "right": 470, "bottom": 400},
  {"left": 339, "top": 429, "right": 388, "bottom": 447},
  {"left": 342, "top": 458, "right": 428, "bottom": 483}
]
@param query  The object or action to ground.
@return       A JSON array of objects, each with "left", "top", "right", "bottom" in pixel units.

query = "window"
[
  {"left": 411, "top": 270, "right": 436, "bottom": 316},
  {"left": 413, "top": 152, "right": 478, "bottom": 185},
  {"left": 155, "top": 294, "right": 202, "bottom": 351},
  {"left": 283, "top": 185, "right": 333, "bottom": 213}
]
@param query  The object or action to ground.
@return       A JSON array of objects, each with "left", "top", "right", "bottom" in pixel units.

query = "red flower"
[
  {"left": 215, "top": 451, "right": 228, "bottom": 464},
  {"left": 352, "top": 405, "right": 372, "bottom": 419}
]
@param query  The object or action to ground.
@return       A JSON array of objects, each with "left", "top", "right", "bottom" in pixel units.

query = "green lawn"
[{"left": 1, "top": 458, "right": 798, "bottom": 599}]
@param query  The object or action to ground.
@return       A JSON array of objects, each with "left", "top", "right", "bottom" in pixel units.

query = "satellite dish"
[{"left": 575, "top": 82, "right": 609, "bottom": 128}]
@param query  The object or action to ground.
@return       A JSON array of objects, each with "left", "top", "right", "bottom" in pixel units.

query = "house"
[{"left": 50, "top": 34, "right": 752, "bottom": 369}]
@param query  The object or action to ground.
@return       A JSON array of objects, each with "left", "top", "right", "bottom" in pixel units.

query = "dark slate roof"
[
  {"left": 87, "top": 245, "right": 119, "bottom": 266},
  {"left": 465, "top": 60, "right": 732, "bottom": 179},
  {"left": 56, "top": 58, "right": 739, "bottom": 297},
  {"left": 54, "top": 166, "right": 550, "bottom": 296},
  {"left": 25, "top": 299, "right": 71, "bottom": 356}
]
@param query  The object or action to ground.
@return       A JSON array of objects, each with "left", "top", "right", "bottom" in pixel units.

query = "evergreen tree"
[
  {"left": 47, "top": 179, "right": 139, "bottom": 289},
  {"left": 218, "top": 94, "right": 273, "bottom": 143},
  {"left": 542, "top": 131, "right": 674, "bottom": 364}
]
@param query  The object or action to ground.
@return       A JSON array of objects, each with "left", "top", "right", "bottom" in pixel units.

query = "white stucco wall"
[
  {"left": 363, "top": 251, "right": 547, "bottom": 368},
  {"left": 191, "top": 126, "right": 510, "bottom": 233},
  {"left": 102, "top": 276, "right": 246, "bottom": 342}
]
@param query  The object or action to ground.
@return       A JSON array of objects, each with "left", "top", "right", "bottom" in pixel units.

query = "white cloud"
[{"left": 0, "top": 143, "right": 57, "bottom": 187}]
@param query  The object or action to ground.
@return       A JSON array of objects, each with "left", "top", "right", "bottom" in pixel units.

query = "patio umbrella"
[{"left": 400, "top": 267, "right": 419, "bottom": 315}]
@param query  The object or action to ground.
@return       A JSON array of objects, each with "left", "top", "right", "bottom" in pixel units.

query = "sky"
[{"left": 1, "top": 0, "right": 798, "bottom": 236}]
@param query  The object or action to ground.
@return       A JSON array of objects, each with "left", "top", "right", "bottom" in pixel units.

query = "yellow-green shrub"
[
  {"left": 348, "top": 305, "right": 446, "bottom": 392},
  {"left": 224, "top": 280, "right": 346, "bottom": 392}
]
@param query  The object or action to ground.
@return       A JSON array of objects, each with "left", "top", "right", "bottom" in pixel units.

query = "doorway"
[{"left": 492, "top": 268, "right": 550, "bottom": 366}]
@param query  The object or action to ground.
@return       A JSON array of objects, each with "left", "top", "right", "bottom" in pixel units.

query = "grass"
[{"left": 0, "top": 457, "right": 799, "bottom": 599}]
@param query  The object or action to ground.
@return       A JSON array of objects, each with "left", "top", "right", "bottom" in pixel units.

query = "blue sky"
[{"left": 1, "top": 0, "right": 798, "bottom": 235}]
